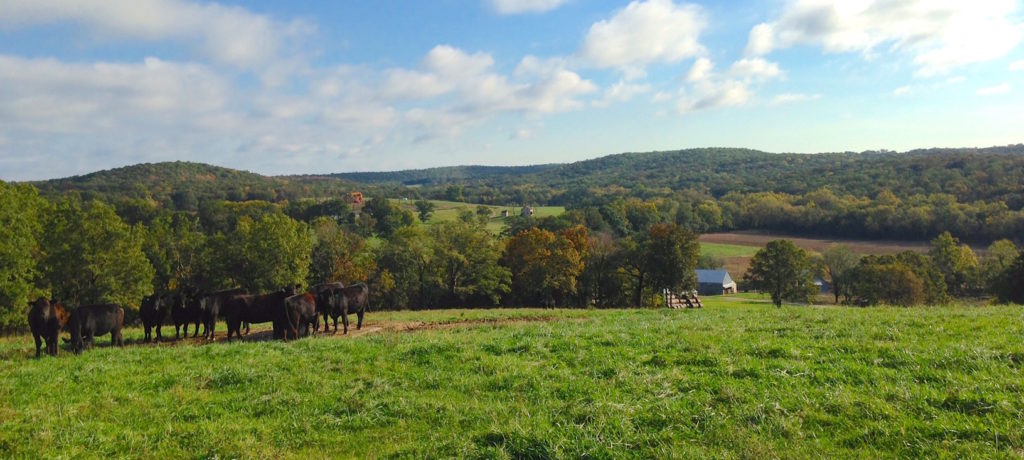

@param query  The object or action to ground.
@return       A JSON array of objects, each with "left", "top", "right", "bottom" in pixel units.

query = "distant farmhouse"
[
  {"left": 344, "top": 191, "right": 363, "bottom": 205},
  {"left": 521, "top": 206, "right": 535, "bottom": 217},
  {"left": 696, "top": 269, "right": 738, "bottom": 295}
]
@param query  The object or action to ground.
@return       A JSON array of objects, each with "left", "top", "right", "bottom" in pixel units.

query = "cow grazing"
[
  {"left": 171, "top": 293, "right": 202, "bottom": 340},
  {"left": 139, "top": 294, "right": 169, "bottom": 342},
  {"left": 339, "top": 282, "right": 370, "bottom": 334},
  {"left": 223, "top": 287, "right": 295, "bottom": 342},
  {"left": 66, "top": 304, "right": 124, "bottom": 354},
  {"left": 283, "top": 293, "right": 319, "bottom": 340},
  {"left": 199, "top": 287, "right": 248, "bottom": 341},
  {"left": 27, "top": 297, "right": 69, "bottom": 357},
  {"left": 312, "top": 282, "right": 345, "bottom": 333}
]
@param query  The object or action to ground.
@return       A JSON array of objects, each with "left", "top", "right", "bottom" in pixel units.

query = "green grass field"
[
  {"left": 393, "top": 199, "right": 565, "bottom": 233},
  {"left": 3, "top": 301, "right": 1024, "bottom": 458}
]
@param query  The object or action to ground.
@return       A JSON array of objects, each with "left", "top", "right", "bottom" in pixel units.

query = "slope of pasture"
[
  {"left": 3, "top": 303, "right": 1024, "bottom": 458},
  {"left": 700, "top": 231, "right": 933, "bottom": 278}
]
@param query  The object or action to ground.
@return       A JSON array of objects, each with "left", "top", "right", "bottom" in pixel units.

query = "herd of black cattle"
[{"left": 25, "top": 283, "right": 369, "bottom": 357}]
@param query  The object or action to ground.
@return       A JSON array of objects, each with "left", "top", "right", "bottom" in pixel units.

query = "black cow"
[
  {"left": 139, "top": 294, "right": 169, "bottom": 342},
  {"left": 171, "top": 293, "right": 202, "bottom": 340},
  {"left": 338, "top": 282, "right": 370, "bottom": 334},
  {"left": 27, "top": 297, "right": 69, "bottom": 357},
  {"left": 224, "top": 287, "right": 295, "bottom": 342},
  {"left": 283, "top": 293, "right": 319, "bottom": 340},
  {"left": 312, "top": 282, "right": 345, "bottom": 333},
  {"left": 66, "top": 304, "right": 124, "bottom": 354},
  {"left": 199, "top": 287, "right": 248, "bottom": 341}
]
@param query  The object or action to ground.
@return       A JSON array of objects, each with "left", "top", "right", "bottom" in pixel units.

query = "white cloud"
[
  {"left": 0, "top": 0, "right": 310, "bottom": 71},
  {"left": 380, "top": 47, "right": 596, "bottom": 116},
  {"left": 772, "top": 93, "right": 821, "bottom": 104},
  {"left": 976, "top": 83, "right": 1012, "bottom": 95},
  {"left": 675, "top": 56, "right": 784, "bottom": 112},
  {"left": 578, "top": 0, "right": 705, "bottom": 73},
  {"left": 746, "top": 0, "right": 1023, "bottom": 76},
  {"left": 593, "top": 80, "right": 651, "bottom": 107},
  {"left": 489, "top": 0, "right": 570, "bottom": 14},
  {"left": 1011, "top": 60, "right": 1024, "bottom": 71},
  {"left": 686, "top": 57, "right": 714, "bottom": 82},
  {"left": 893, "top": 86, "right": 912, "bottom": 96},
  {"left": 678, "top": 80, "right": 750, "bottom": 112},
  {"left": 729, "top": 57, "right": 782, "bottom": 81}
]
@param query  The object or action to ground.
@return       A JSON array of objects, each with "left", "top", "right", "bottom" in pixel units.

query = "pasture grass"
[{"left": 3, "top": 301, "right": 1024, "bottom": 458}]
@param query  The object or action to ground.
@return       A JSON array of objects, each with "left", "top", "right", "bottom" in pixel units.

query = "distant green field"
[
  {"left": 3, "top": 302, "right": 1024, "bottom": 458},
  {"left": 393, "top": 199, "right": 565, "bottom": 232},
  {"left": 700, "top": 242, "right": 759, "bottom": 258}
]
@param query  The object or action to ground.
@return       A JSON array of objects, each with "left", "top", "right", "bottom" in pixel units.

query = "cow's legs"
[
  {"left": 357, "top": 310, "right": 364, "bottom": 330},
  {"left": 33, "top": 333, "right": 42, "bottom": 358}
]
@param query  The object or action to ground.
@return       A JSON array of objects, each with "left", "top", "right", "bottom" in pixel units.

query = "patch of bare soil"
[
  {"left": 131, "top": 316, "right": 565, "bottom": 347},
  {"left": 700, "top": 231, "right": 931, "bottom": 255}
]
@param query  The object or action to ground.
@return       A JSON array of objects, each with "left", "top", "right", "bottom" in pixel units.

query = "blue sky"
[{"left": 1, "top": 0, "right": 1022, "bottom": 180}]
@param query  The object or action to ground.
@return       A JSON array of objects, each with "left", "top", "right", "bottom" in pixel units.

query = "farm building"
[
  {"left": 344, "top": 191, "right": 364, "bottom": 205},
  {"left": 695, "top": 269, "right": 738, "bottom": 295},
  {"left": 521, "top": 206, "right": 535, "bottom": 217}
]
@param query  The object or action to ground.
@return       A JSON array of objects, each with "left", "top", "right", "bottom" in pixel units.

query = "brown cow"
[{"left": 27, "top": 297, "right": 69, "bottom": 357}]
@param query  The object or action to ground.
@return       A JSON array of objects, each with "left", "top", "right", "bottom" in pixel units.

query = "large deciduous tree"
[
  {"left": 308, "top": 217, "right": 370, "bottom": 286},
  {"left": 821, "top": 245, "right": 860, "bottom": 304},
  {"left": 430, "top": 220, "right": 510, "bottom": 307},
  {"left": 502, "top": 226, "right": 587, "bottom": 307},
  {"left": 981, "top": 239, "right": 1018, "bottom": 300},
  {"left": 0, "top": 182, "right": 46, "bottom": 330},
  {"left": 929, "top": 231, "right": 979, "bottom": 297},
  {"left": 744, "top": 239, "right": 816, "bottom": 308},
  {"left": 40, "top": 196, "right": 154, "bottom": 308},
  {"left": 221, "top": 214, "right": 313, "bottom": 293},
  {"left": 645, "top": 223, "right": 699, "bottom": 295},
  {"left": 142, "top": 214, "right": 208, "bottom": 295}
]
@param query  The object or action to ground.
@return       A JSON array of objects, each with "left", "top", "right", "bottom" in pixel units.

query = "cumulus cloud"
[
  {"left": 976, "top": 83, "right": 1012, "bottom": 96},
  {"left": 746, "top": 0, "right": 1023, "bottom": 76},
  {"left": 380, "top": 47, "right": 596, "bottom": 116},
  {"left": 593, "top": 80, "right": 651, "bottom": 107},
  {"left": 674, "top": 56, "right": 784, "bottom": 112},
  {"left": 686, "top": 57, "right": 714, "bottom": 82},
  {"left": 578, "top": 0, "right": 705, "bottom": 75},
  {"left": 489, "top": 0, "right": 571, "bottom": 14},
  {"left": 0, "top": 0, "right": 310, "bottom": 72},
  {"left": 729, "top": 57, "right": 783, "bottom": 81}
]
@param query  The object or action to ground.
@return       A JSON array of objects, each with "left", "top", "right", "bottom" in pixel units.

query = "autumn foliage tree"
[{"left": 502, "top": 226, "right": 587, "bottom": 306}]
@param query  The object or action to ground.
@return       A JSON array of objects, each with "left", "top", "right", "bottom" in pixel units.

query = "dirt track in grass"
[{"left": 133, "top": 315, "right": 566, "bottom": 347}]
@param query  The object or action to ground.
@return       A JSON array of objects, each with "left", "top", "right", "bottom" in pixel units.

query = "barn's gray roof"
[{"left": 696, "top": 269, "right": 735, "bottom": 286}]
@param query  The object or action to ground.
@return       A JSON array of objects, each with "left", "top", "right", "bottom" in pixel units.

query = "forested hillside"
[
  {"left": 334, "top": 146, "right": 1024, "bottom": 208},
  {"left": 32, "top": 161, "right": 358, "bottom": 210},
  {"left": 24, "top": 145, "right": 1024, "bottom": 242}
]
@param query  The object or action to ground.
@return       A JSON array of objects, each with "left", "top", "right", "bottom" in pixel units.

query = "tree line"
[
  {"left": 1, "top": 184, "right": 706, "bottom": 332},
  {"left": 743, "top": 233, "right": 1024, "bottom": 307}
]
